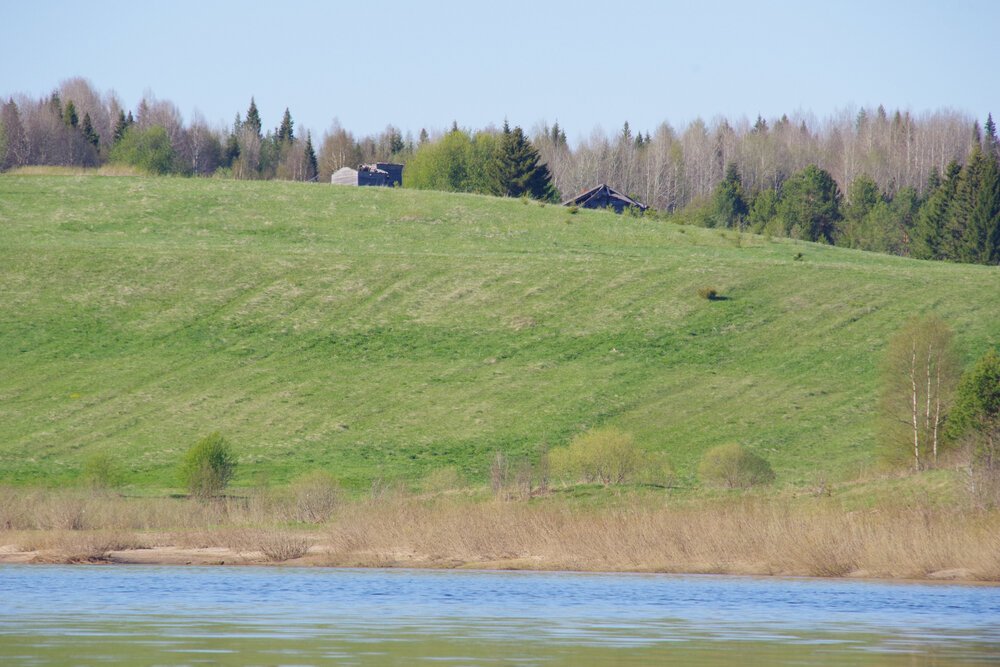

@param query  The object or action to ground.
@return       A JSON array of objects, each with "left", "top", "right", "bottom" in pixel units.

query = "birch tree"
[{"left": 879, "top": 315, "right": 959, "bottom": 470}]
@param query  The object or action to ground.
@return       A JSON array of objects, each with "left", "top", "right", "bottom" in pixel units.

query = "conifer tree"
[
  {"left": 913, "top": 161, "right": 961, "bottom": 260},
  {"left": 838, "top": 174, "right": 883, "bottom": 248},
  {"left": 985, "top": 113, "right": 998, "bottom": 158},
  {"left": 621, "top": 121, "right": 632, "bottom": 144},
  {"left": 112, "top": 109, "right": 131, "bottom": 145},
  {"left": 277, "top": 108, "right": 294, "bottom": 143},
  {"left": 63, "top": 100, "right": 78, "bottom": 128},
  {"left": 487, "top": 122, "right": 557, "bottom": 201},
  {"left": 81, "top": 112, "right": 99, "bottom": 149},
  {"left": 245, "top": 98, "right": 262, "bottom": 137},
  {"left": 710, "top": 162, "right": 748, "bottom": 228},
  {"left": 223, "top": 132, "right": 240, "bottom": 167},
  {"left": 965, "top": 149, "right": 1000, "bottom": 264},
  {"left": 778, "top": 164, "right": 841, "bottom": 243},
  {"left": 551, "top": 121, "right": 562, "bottom": 146},
  {"left": 304, "top": 131, "right": 317, "bottom": 179},
  {"left": 48, "top": 91, "right": 62, "bottom": 118},
  {"left": 942, "top": 146, "right": 996, "bottom": 263}
]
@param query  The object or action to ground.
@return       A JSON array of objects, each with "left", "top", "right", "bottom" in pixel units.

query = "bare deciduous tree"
[{"left": 879, "top": 315, "right": 960, "bottom": 470}]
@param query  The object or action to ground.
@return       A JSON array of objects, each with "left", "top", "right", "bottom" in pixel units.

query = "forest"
[{"left": 2, "top": 78, "right": 998, "bottom": 264}]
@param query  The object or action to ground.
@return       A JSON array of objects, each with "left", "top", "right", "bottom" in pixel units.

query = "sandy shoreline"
[{"left": 0, "top": 543, "right": 988, "bottom": 585}]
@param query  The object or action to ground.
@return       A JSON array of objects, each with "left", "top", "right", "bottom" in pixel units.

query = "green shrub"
[
  {"left": 109, "top": 125, "right": 177, "bottom": 175},
  {"left": 81, "top": 452, "right": 123, "bottom": 489},
  {"left": 698, "top": 286, "right": 719, "bottom": 300},
  {"left": 179, "top": 432, "right": 236, "bottom": 498},
  {"left": 698, "top": 443, "right": 775, "bottom": 489},
  {"left": 549, "top": 427, "right": 650, "bottom": 485}
]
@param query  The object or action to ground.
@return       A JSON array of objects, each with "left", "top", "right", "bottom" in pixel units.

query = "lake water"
[{"left": 1, "top": 565, "right": 998, "bottom": 665}]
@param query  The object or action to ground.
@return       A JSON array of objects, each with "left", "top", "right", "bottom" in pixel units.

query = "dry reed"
[
  {"left": 320, "top": 496, "right": 1000, "bottom": 580},
  {"left": 2, "top": 487, "right": 999, "bottom": 580}
]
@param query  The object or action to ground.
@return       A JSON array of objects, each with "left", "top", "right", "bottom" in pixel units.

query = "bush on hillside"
[
  {"left": 109, "top": 125, "right": 177, "bottom": 175},
  {"left": 698, "top": 286, "right": 719, "bottom": 300},
  {"left": 549, "top": 427, "right": 650, "bottom": 485},
  {"left": 179, "top": 432, "right": 236, "bottom": 498},
  {"left": 81, "top": 452, "right": 123, "bottom": 489},
  {"left": 698, "top": 443, "right": 775, "bottom": 489}
]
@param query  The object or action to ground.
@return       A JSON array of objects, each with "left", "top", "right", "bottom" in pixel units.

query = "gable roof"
[{"left": 562, "top": 184, "right": 648, "bottom": 211}]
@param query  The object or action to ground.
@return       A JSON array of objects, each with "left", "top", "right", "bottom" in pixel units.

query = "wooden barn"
[
  {"left": 563, "top": 184, "right": 648, "bottom": 214},
  {"left": 331, "top": 163, "right": 404, "bottom": 187}
]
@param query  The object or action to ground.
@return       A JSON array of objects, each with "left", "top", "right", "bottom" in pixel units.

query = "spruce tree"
[
  {"left": 488, "top": 123, "right": 557, "bottom": 201},
  {"left": 48, "top": 91, "right": 62, "bottom": 118},
  {"left": 63, "top": 100, "right": 78, "bottom": 128},
  {"left": 245, "top": 98, "right": 262, "bottom": 137},
  {"left": 965, "top": 149, "right": 1000, "bottom": 264},
  {"left": 81, "top": 113, "right": 99, "bottom": 149},
  {"left": 778, "top": 164, "right": 841, "bottom": 243},
  {"left": 839, "top": 174, "right": 883, "bottom": 247},
  {"left": 985, "top": 113, "right": 998, "bottom": 158},
  {"left": 304, "top": 131, "right": 318, "bottom": 180},
  {"left": 710, "top": 162, "right": 748, "bottom": 228},
  {"left": 112, "top": 110, "right": 131, "bottom": 145},
  {"left": 277, "top": 108, "right": 294, "bottom": 143},
  {"left": 943, "top": 146, "right": 987, "bottom": 263},
  {"left": 913, "top": 161, "right": 960, "bottom": 260}
]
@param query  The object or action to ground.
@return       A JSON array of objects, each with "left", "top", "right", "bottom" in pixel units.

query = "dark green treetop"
[
  {"left": 778, "top": 164, "right": 842, "bottom": 243},
  {"left": 63, "top": 99, "right": 78, "bottom": 128},
  {"left": 948, "top": 348, "right": 1000, "bottom": 470},
  {"left": 304, "top": 131, "right": 317, "bottom": 179},
  {"left": 912, "top": 161, "right": 961, "bottom": 260},
  {"left": 245, "top": 98, "right": 262, "bottom": 137},
  {"left": 277, "top": 108, "right": 293, "bottom": 143},
  {"left": 710, "top": 162, "right": 748, "bottom": 228},
  {"left": 81, "top": 112, "right": 99, "bottom": 149},
  {"left": 488, "top": 122, "right": 558, "bottom": 201}
]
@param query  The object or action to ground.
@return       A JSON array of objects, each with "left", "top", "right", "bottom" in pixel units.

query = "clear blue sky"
[{"left": 2, "top": 1, "right": 997, "bottom": 143}]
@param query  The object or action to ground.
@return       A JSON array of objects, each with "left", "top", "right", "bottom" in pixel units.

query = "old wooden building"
[
  {"left": 563, "top": 184, "right": 648, "bottom": 214},
  {"left": 331, "top": 163, "right": 404, "bottom": 187}
]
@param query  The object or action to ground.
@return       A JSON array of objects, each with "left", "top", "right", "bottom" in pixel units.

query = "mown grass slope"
[{"left": 2, "top": 174, "right": 998, "bottom": 490}]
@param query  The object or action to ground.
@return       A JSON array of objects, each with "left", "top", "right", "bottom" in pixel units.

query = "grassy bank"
[
  {"left": 2, "top": 483, "right": 998, "bottom": 582},
  {"left": 2, "top": 174, "right": 999, "bottom": 491}
]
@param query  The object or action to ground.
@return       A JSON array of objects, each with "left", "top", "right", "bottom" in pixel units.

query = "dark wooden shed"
[
  {"left": 357, "top": 162, "right": 404, "bottom": 187},
  {"left": 563, "top": 184, "right": 648, "bottom": 214}
]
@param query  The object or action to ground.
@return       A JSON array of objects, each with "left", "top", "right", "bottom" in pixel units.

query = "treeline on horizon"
[{"left": 1, "top": 78, "right": 998, "bottom": 265}]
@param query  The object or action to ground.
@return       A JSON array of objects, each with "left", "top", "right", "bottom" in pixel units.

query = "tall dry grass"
[
  {"left": 320, "top": 496, "right": 1000, "bottom": 580},
  {"left": 2, "top": 486, "right": 999, "bottom": 579}
]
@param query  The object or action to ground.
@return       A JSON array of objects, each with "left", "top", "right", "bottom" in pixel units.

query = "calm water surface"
[{"left": 1, "top": 565, "right": 998, "bottom": 665}]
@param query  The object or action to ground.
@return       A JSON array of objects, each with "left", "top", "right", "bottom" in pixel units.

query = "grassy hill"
[{"left": 2, "top": 174, "right": 998, "bottom": 491}]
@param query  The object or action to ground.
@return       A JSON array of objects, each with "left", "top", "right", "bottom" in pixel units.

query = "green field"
[{"left": 2, "top": 174, "right": 998, "bottom": 490}]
